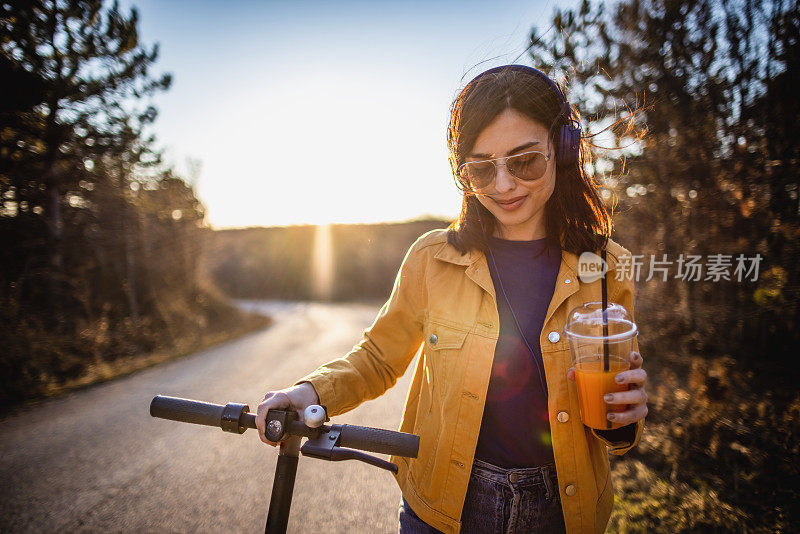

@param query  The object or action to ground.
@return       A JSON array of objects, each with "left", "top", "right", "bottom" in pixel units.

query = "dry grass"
[
  {"left": 0, "top": 284, "right": 271, "bottom": 408},
  {"left": 607, "top": 345, "right": 799, "bottom": 533},
  {"left": 38, "top": 313, "right": 270, "bottom": 400}
]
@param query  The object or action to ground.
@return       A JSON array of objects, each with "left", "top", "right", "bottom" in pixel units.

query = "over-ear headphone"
[{"left": 476, "top": 64, "right": 582, "bottom": 167}]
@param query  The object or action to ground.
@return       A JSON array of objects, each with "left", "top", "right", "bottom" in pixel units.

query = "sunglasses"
[{"left": 457, "top": 149, "right": 552, "bottom": 191}]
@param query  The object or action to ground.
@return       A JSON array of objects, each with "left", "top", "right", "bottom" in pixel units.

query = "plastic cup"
[{"left": 563, "top": 302, "right": 638, "bottom": 430}]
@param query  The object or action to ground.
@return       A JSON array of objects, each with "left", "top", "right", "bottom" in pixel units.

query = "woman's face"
[{"left": 467, "top": 108, "right": 556, "bottom": 240}]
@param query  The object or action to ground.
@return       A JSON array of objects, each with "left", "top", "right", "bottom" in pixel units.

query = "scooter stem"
[{"left": 265, "top": 435, "right": 302, "bottom": 534}]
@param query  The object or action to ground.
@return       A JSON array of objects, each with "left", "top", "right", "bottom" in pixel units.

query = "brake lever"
[
  {"left": 329, "top": 447, "right": 398, "bottom": 474},
  {"left": 299, "top": 426, "right": 398, "bottom": 474}
]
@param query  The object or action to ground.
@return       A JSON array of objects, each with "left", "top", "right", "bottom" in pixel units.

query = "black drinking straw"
[
  {"left": 601, "top": 247, "right": 611, "bottom": 428},
  {"left": 601, "top": 247, "right": 610, "bottom": 370}
]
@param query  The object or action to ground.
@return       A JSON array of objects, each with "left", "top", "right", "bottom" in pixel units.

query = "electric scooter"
[{"left": 149, "top": 395, "right": 420, "bottom": 534}]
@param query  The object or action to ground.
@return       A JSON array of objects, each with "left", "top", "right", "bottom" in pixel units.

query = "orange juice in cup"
[
  {"left": 573, "top": 355, "right": 631, "bottom": 429},
  {"left": 564, "top": 303, "right": 638, "bottom": 430}
]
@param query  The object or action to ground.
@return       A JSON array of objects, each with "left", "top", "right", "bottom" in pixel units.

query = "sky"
[{"left": 122, "top": 0, "right": 583, "bottom": 228}]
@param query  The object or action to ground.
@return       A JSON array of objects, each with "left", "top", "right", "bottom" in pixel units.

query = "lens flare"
[{"left": 312, "top": 223, "right": 333, "bottom": 300}]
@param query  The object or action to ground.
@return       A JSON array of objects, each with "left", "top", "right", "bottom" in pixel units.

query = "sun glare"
[
  {"left": 188, "top": 66, "right": 461, "bottom": 228},
  {"left": 312, "top": 223, "right": 334, "bottom": 300}
]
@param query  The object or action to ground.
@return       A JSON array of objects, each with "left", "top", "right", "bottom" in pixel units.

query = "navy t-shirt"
[{"left": 474, "top": 235, "right": 561, "bottom": 468}]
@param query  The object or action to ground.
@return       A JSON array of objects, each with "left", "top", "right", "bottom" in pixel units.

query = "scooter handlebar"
[{"left": 149, "top": 395, "right": 419, "bottom": 459}]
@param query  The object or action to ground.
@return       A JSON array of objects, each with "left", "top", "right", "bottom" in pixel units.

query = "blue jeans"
[{"left": 398, "top": 459, "right": 567, "bottom": 533}]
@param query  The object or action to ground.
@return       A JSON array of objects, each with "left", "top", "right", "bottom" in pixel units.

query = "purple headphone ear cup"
[{"left": 557, "top": 122, "right": 581, "bottom": 166}]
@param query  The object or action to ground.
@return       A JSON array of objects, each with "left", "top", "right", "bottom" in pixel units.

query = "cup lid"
[{"left": 563, "top": 302, "right": 638, "bottom": 342}]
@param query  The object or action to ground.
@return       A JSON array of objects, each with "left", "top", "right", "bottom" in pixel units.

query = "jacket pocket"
[{"left": 423, "top": 320, "right": 469, "bottom": 414}]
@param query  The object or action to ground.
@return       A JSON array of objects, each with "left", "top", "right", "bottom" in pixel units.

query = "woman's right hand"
[{"left": 255, "top": 382, "right": 320, "bottom": 446}]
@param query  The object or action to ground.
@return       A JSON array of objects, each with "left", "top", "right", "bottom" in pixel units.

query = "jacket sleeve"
[
  {"left": 590, "top": 264, "right": 645, "bottom": 456},
  {"left": 293, "top": 237, "right": 427, "bottom": 416}
]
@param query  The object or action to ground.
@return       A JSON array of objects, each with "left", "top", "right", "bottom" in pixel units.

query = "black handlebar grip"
[
  {"left": 338, "top": 425, "right": 420, "bottom": 458},
  {"left": 150, "top": 395, "right": 225, "bottom": 427}
]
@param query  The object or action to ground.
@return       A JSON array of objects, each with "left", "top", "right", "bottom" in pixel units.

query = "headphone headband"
[{"left": 477, "top": 64, "right": 569, "bottom": 108}]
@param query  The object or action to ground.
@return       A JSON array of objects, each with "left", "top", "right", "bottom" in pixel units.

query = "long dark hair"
[{"left": 446, "top": 65, "right": 626, "bottom": 257}]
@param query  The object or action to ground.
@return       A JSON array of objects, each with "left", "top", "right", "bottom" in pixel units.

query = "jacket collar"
[
  {"left": 433, "top": 239, "right": 582, "bottom": 316},
  {"left": 433, "top": 240, "right": 480, "bottom": 266},
  {"left": 433, "top": 238, "right": 581, "bottom": 275}
]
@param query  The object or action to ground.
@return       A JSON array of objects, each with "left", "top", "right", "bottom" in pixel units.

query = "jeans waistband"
[{"left": 471, "top": 458, "right": 558, "bottom": 488}]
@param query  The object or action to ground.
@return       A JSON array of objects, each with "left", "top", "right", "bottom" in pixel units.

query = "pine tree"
[
  {"left": 528, "top": 0, "right": 799, "bottom": 361},
  {"left": 0, "top": 1, "right": 238, "bottom": 404},
  {"left": 0, "top": 0, "right": 170, "bottom": 325}
]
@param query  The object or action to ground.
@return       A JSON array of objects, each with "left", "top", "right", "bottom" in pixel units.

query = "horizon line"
[{"left": 208, "top": 214, "right": 454, "bottom": 231}]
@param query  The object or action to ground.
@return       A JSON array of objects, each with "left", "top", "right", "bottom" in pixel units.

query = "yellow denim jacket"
[{"left": 296, "top": 229, "right": 644, "bottom": 533}]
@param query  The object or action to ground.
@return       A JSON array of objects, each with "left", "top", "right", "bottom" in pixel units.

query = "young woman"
[{"left": 255, "top": 64, "right": 649, "bottom": 534}]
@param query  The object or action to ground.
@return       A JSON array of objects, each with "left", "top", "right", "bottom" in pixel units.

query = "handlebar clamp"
[{"left": 221, "top": 402, "right": 250, "bottom": 434}]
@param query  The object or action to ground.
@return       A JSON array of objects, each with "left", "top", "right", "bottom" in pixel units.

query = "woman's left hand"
[{"left": 566, "top": 351, "right": 649, "bottom": 425}]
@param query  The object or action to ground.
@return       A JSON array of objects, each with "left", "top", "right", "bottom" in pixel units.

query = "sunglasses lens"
[
  {"left": 508, "top": 151, "right": 548, "bottom": 181},
  {"left": 461, "top": 161, "right": 495, "bottom": 190},
  {"left": 459, "top": 151, "right": 548, "bottom": 191}
]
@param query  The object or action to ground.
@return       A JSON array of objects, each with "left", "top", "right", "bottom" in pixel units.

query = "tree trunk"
[
  {"left": 45, "top": 167, "right": 63, "bottom": 329},
  {"left": 124, "top": 216, "right": 140, "bottom": 325}
]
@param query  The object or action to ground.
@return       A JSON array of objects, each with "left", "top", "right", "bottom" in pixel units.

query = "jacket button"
[
  {"left": 564, "top": 278, "right": 572, "bottom": 284},
  {"left": 557, "top": 411, "right": 569, "bottom": 423},
  {"left": 429, "top": 334, "right": 438, "bottom": 345},
  {"left": 565, "top": 484, "right": 577, "bottom": 496},
  {"left": 548, "top": 331, "right": 560, "bottom": 343}
]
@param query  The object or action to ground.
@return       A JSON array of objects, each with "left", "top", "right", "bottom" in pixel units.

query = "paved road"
[{"left": 0, "top": 301, "right": 419, "bottom": 533}]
